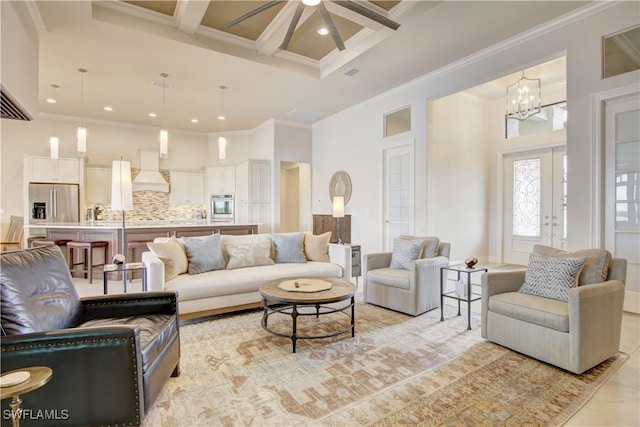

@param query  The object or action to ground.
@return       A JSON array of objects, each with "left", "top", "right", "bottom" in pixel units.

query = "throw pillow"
[
  {"left": 519, "top": 252, "right": 587, "bottom": 302},
  {"left": 147, "top": 236, "right": 188, "bottom": 281},
  {"left": 180, "top": 234, "right": 226, "bottom": 275},
  {"left": 304, "top": 232, "right": 332, "bottom": 262},
  {"left": 533, "top": 245, "right": 611, "bottom": 286},
  {"left": 225, "top": 240, "right": 275, "bottom": 270},
  {"left": 390, "top": 238, "right": 424, "bottom": 270},
  {"left": 271, "top": 233, "right": 306, "bottom": 263},
  {"left": 400, "top": 235, "right": 440, "bottom": 258}
]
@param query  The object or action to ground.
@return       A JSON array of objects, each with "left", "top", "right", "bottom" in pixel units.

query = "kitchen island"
[{"left": 27, "top": 221, "right": 259, "bottom": 266}]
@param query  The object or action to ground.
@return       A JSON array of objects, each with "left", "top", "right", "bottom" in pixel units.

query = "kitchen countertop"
[{"left": 26, "top": 221, "right": 258, "bottom": 229}]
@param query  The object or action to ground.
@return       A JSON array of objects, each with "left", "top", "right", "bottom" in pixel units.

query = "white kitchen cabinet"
[
  {"left": 206, "top": 166, "right": 236, "bottom": 195},
  {"left": 85, "top": 166, "right": 111, "bottom": 204},
  {"left": 236, "top": 160, "right": 271, "bottom": 232},
  {"left": 28, "top": 156, "right": 80, "bottom": 183},
  {"left": 169, "top": 171, "right": 204, "bottom": 205}
]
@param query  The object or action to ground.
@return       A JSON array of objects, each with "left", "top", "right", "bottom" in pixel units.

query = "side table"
[
  {"left": 1, "top": 366, "right": 53, "bottom": 427},
  {"left": 103, "top": 262, "right": 147, "bottom": 294},
  {"left": 347, "top": 244, "right": 361, "bottom": 284},
  {"left": 440, "top": 264, "right": 487, "bottom": 330}
]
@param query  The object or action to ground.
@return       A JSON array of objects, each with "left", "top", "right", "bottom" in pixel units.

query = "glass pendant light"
[
  {"left": 159, "top": 73, "right": 169, "bottom": 158},
  {"left": 77, "top": 68, "right": 88, "bottom": 154}
]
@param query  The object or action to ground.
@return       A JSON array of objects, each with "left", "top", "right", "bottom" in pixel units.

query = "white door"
[
  {"left": 383, "top": 144, "right": 414, "bottom": 251},
  {"left": 604, "top": 94, "right": 640, "bottom": 303},
  {"left": 503, "top": 147, "right": 567, "bottom": 264}
]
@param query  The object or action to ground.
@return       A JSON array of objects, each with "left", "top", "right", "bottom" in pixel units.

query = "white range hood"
[{"left": 132, "top": 150, "right": 169, "bottom": 192}]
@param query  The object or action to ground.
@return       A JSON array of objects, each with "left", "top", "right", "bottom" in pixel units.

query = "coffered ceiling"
[{"left": 30, "top": 1, "right": 589, "bottom": 133}]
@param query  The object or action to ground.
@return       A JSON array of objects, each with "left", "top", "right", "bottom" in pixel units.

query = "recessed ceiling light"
[
  {"left": 104, "top": 106, "right": 113, "bottom": 112},
  {"left": 148, "top": 112, "right": 157, "bottom": 118},
  {"left": 46, "top": 98, "right": 57, "bottom": 104},
  {"left": 191, "top": 118, "right": 199, "bottom": 124},
  {"left": 218, "top": 114, "right": 226, "bottom": 121},
  {"left": 317, "top": 27, "right": 329, "bottom": 36}
]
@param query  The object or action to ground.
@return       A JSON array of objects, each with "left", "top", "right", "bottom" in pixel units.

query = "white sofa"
[{"left": 142, "top": 233, "right": 352, "bottom": 319}]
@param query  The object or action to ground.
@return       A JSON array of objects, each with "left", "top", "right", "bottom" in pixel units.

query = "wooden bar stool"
[
  {"left": 68, "top": 240, "right": 109, "bottom": 284},
  {"left": 126, "top": 241, "right": 151, "bottom": 280},
  {"left": 31, "top": 239, "right": 72, "bottom": 265}
]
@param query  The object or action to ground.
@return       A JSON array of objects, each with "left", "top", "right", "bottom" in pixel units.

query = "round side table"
[{"left": 1, "top": 366, "right": 53, "bottom": 427}]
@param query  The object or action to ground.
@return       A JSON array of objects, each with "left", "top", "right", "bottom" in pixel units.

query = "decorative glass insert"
[
  {"left": 513, "top": 158, "right": 541, "bottom": 236},
  {"left": 506, "top": 101, "right": 567, "bottom": 139}
]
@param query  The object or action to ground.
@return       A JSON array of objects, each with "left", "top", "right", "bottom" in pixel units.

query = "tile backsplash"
[{"left": 86, "top": 168, "right": 205, "bottom": 221}]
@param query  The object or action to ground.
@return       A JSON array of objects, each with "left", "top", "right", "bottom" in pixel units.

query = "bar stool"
[
  {"left": 31, "top": 239, "right": 72, "bottom": 266},
  {"left": 126, "top": 241, "right": 151, "bottom": 280},
  {"left": 68, "top": 240, "right": 109, "bottom": 284}
]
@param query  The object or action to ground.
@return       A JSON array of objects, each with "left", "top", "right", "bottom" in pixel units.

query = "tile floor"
[{"left": 75, "top": 274, "right": 640, "bottom": 426}]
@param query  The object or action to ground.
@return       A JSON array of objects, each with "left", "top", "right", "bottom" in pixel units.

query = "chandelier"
[{"left": 506, "top": 71, "right": 541, "bottom": 121}]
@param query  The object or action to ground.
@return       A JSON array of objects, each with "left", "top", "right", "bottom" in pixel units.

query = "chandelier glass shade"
[{"left": 506, "top": 71, "right": 541, "bottom": 121}]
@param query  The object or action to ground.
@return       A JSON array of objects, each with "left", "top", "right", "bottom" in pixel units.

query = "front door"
[{"left": 503, "top": 147, "right": 567, "bottom": 264}]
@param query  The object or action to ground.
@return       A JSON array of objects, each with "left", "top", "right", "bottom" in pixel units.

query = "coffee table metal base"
[{"left": 259, "top": 278, "right": 356, "bottom": 353}]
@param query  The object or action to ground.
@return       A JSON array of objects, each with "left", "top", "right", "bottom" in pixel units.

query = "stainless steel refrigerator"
[{"left": 28, "top": 183, "right": 80, "bottom": 224}]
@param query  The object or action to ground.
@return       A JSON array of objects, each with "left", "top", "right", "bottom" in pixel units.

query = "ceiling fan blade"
[
  {"left": 227, "top": 0, "right": 283, "bottom": 28},
  {"left": 332, "top": 0, "right": 400, "bottom": 31},
  {"left": 279, "top": 2, "right": 306, "bottom": 50},
  {"left": 318, "top": 2, "right": 345, "bottom": 51}
]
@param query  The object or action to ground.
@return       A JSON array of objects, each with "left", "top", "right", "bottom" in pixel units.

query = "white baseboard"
[{"left": 623, "top": 290, "right": 639, "bottom": 314}]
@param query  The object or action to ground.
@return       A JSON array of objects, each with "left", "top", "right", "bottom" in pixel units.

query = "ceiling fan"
[{"left": 226, "top": 0, "right": 401, "bottom": 51}]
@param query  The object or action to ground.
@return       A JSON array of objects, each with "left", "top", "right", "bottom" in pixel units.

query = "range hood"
[{"left": 132, "top": 150, "right": 169, "bottom": 192}]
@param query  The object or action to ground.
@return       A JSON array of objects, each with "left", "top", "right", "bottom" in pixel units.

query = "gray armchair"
[
  {"left": 363, "top": 239, "right": 450, "bottom": 316},
  {"left": 481, "top": 256, "right": 626, "bottom": 374},
  {"left": 1, "top": 245, "right": 180, "bottom": 426}
]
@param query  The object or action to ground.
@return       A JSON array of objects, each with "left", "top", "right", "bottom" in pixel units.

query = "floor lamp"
[
  {"left": 333, "top": 196, "right": 345, "bottom": 244},
  {"left": 111, "top": 159, "right": 134, "bottom": 286}
]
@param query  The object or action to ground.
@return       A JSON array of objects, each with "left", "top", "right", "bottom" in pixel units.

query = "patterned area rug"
[{"left": 145, "top": 300, "right": 627, "bottom": 426}]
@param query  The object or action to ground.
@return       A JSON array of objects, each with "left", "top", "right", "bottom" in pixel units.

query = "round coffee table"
[{"left": 259, "top": 277, "right": 357, "bottom": 353}]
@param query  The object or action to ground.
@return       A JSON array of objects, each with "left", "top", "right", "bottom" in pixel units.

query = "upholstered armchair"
[
  {"left": 363, "top": 236, "right": 450, "bottom": 316},
  {"left": 1, "top": 245, "right": 180, "bottom": 426},
  {"left": 482, "top": 245, "right": 626, "bottom": 374}
]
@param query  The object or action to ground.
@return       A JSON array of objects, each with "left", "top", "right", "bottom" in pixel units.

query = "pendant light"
[
  {"left": 506, "top": 71, "right": 541, "bottom": 121},
  {"left": 46, "top": 84, "right": 59, "bottom": 104},
  {"left": 159, "top": 73, "right": 169, "bottom": 158},
  {"left": 77, "top": 68, "right": 88, "bottom": 154},
  {"left": 49, "top": 135, "right": 59, "bottom": 160},
  {"left": 218, "top": 85, "right": 227, "bottom": 161}
]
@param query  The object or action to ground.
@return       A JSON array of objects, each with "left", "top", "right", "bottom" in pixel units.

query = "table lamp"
[{"left": 332, "top": 196, "right": 345, "bottom": 244}]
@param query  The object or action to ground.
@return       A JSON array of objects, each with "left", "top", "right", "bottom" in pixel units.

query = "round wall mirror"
[{"left": 329, "top": 170, "right": 352, "bottom": 205}]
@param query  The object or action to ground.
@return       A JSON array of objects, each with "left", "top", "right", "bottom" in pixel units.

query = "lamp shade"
[
  {"left": 77, "top": 126, "right": 87, "bottom": 153},
  {"left": 218, "top": 136, "right": 227, "bottom": 161},
  {"left": 111, "top": 160, "right": 134, "bottom": 211},
  {"left": 49, "top": 136, "right": 59, "bottom": 160},
  {"left": 332, "top": 196, "right": 345, "bottom": 218}
]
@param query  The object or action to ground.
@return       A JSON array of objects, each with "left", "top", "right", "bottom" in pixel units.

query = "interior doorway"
[
  {"left": 382, "top": 142, "right": 414, "bottom": 251},
  {"left": 280, "top": 161, "right": 311, "bottom": 232},
  {"left": 502, "top": 146, "right": 567, "bottom": 265}
]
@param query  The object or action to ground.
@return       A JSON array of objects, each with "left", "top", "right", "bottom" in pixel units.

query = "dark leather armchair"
[{"left": 1, "top": 245, "right": 180, "bottom": 426}]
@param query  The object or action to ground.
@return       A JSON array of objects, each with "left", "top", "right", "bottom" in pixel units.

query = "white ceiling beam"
[
  {"left": 175, "top": 0, "right": 210, "bottom": 34},
  {"left": 257, "top": 2, "right": 314, "bottom": 56}
]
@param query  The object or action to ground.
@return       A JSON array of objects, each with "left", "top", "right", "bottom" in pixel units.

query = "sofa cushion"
[
  {"left": 304, "top": 232, "right": 331, "bottom": 262},
  {"left": 165, "top": 261, "right": 343, "bottom": 301},
  {"left": 180, "top": 234, "right": 226, "bottom": 274},
  {"left": 367, "top": 267, "right": 410, "bottom": 290},
  {"left": 78, "top": 314, "right": 176, "bottom": 373},
  {"left": 489, "top": 291, "right": 569, "bottom": 332},
  {"left": 519, "top": 253, "right": 586, "bottom": 302},
  {"left": 400, "top": 235, "right": 440, "bottom": 258},
  {"left": 220, "top": 234, "right": 273, "bottom": 264},
  {"left": 390, "top": 238, "right": 424, "bottom": 270},
  {"left": 271, "top": 233, "right": 306, "bottom": 263},
  {"left": 533, "top": 245, "right": 611, "bottom": 285},
  {"left": 147, "top": 237, "right": 188, "bottom": 281},
  {"left": 225, "top": 240, "right": 275, "bottom": 270},
  {"left": 0, "top": 245, "right": 80, "bottom": 335}
]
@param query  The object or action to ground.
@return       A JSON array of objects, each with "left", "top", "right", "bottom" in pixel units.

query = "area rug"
[{"left": 144, "top": 301, "right": 627, "bottom": 426}]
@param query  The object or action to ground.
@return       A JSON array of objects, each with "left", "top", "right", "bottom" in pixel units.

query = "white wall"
[{"left": 312, "top": 2, "right": 640, "bottom": 261}]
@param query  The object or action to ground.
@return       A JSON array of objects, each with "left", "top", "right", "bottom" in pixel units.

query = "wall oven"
[{"left": 211, "top": 194, "right": 234, "bottom": 223}]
